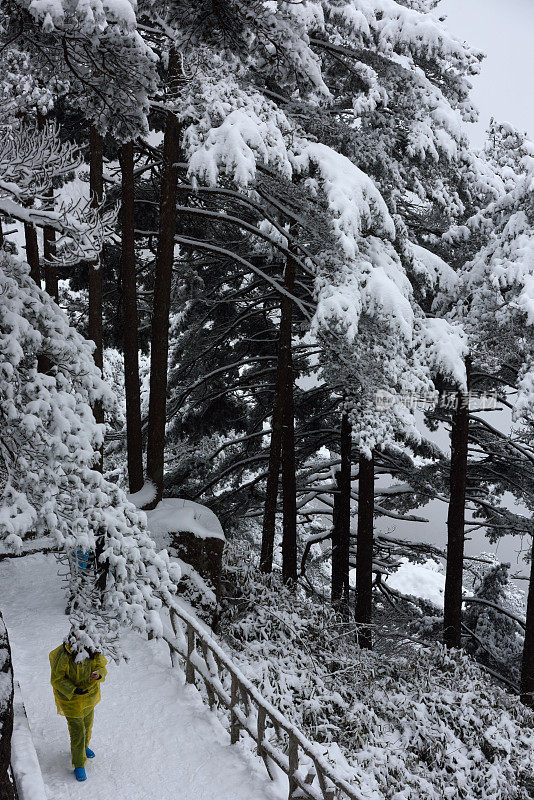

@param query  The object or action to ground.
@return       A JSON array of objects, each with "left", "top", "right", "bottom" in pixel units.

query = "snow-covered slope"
[
  {"left": 386, "top": 558, "right": 446, "bottom": 607},
  {"left": 0, "top": 553, "right": 280, "bottom": 800}
]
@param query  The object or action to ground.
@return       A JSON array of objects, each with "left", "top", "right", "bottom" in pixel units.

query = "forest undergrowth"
[{"left": 213, "top": 540, "right": 534, "bottom": 800}]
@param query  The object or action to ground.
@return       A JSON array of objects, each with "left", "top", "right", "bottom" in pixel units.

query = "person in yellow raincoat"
[{"left": 49, "top": 633, "right": 107, "bottom": 782}]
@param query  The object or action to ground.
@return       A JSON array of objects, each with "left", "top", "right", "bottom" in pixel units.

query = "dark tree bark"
[
  {"left": 332, "top": 412, "right": 351, "bottom": 611},
  {"left": 95, "top": 528, "right": 111, "bottom": 594},
  {"left": 89, "top": 126, "right": 104, "bottom": 471},
  {"left": 281, "top": 350, "right": 297, "bottom": 583},
  {"left": 0, "top": 219, "right": 4, "bottom": 247},
  {"left": 24, "top": 222, "right": 40, "bottom": 286},
  {"left": 119, "top": 141, "right": 144, "bottom": 493},
  {"left": 521, "top": 546, "right": 534, "bottom": 707},
  {"left": 355, "top": 451, "right": 374, "bottom": 649},
  {"left": 43, "top": 222, "right": 58, "bottom": 304},
  {"left": 23, "top": 223, "right": 53, "bottom": 374},
  {"left": 443, "top": 359, "right": 470, "bottom": 649},
  {"left": 260, "top": 252, "right": 296, "bottom": 573},
  {"left": 37, "top": 112, "right": 58, "bottom": 304},
  {"left": 146, "top": 51, "right": 181, "bottom": 505},
  {"left": 23, "top": 112, "right": 41, "bottom": 285},
  {"left": 0, "top": 611, "right": 15, "bottom": 800}
]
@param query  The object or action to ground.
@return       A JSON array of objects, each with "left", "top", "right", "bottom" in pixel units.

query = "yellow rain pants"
[{"left": 66, "top": 708, "right": 94, "bottom": 768}]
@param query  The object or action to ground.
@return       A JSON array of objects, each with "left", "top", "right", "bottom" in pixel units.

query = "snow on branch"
[
  {"left": 0, "top": 121, "right": 80, "bottom": 203},
  {"left": 183, "top": 77, "right": 293, "bottom": 188},
  {"left": 330, "top": 0, "right": 483, "bottom": 81},
  {"left": 292, "top": 140, "right": 395, "bottom": 256},
  {"left": 6, "top": 0, "right": 157, "bottom": 138},
  {"left": 418, "top": 317, "right": 468, "bottom": 390},
  {"left": 311, "top": 237, "right": 415, "bottom": 346},
  {"left": 0, "top": 123, "right": 116, "bottom": 263},
  {"left": 0, "top": 195, "right": 117, "bottom": 265},
  {"left": 27, "top": 0, "right": 137, "bottom": 35}
]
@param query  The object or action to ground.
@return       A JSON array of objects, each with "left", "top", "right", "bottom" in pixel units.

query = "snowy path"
[{"left": 0, "top": 553, "right": 282, "bottom": 800}]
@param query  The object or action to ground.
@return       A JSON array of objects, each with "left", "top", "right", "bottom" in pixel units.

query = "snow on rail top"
[{"left": 140, "top": 497, "right": 225, "bottom": 542}]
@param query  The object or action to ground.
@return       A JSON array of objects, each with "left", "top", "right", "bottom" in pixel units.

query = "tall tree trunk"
[
  {"left": 43, "top": 220, "right": 58, "bottom": 303},
  {"left": 355, "top": 451, "right": 374, "bottom": 649},
  {"left": 332, "top": 412, "right": 351, "bottom": 611},
  {"left": 260, "top": 253, "right": 296, "bottom": 573},
  {"left": 24, "top": 222, "right": 40, "bottom": 286},
  {"left": 146, "top": 51, "right": 181, "bottom": 505},
  {"left": 24, "top": 114, "right": 41, "bottom": 287},
  {"left": 0, "top": 219, "right": 4, "bottom": 247},
  {"left": 281, "top": 350, "right": 297, "bottom": 583},
  {"left": 443, "top": 359, "right": 470, "bottom": 649},
  {"left": 89, "top": 126, "right": 104, "bottom": 471},
  {"left": 521, "top": 544, "right": 534, "bottom": 708},
  {"left": 37, "top": 112, "right": 58, "bottom": 303},
  {"left": 23, "top": 223, "right": 52, "bottom": 373},
  {"left": 119, "top": 141, "right": 144, "bottom": 493}
]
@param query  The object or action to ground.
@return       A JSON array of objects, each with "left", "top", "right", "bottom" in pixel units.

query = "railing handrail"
[{"left": 159, "top": 591, "right": 365, "bottom": 800}]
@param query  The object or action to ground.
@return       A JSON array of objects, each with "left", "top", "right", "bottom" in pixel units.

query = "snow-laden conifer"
[{"left": 0, "top": 250, "right": 180, "bottom": 658}]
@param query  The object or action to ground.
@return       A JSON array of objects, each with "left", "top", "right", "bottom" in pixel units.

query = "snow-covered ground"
[
  {"left": 385, "top": 558, "right": 446, "bottom": 607},
  {"left": 349, "top": 558, "right": 446, "bottom": 607},
  {"left": 0, "top": 553, "right": 282, "bottom": 800}
]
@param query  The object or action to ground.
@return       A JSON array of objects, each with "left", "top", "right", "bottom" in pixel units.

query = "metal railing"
[{"left": 160, "top": 596, "right": 364, "bottom": 800}]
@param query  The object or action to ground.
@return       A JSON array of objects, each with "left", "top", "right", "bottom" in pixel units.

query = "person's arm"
[
  {"left": 93, "top": 653, "right": 108, "bottom": 684},
  {"left": 89, "top": 653, "right": 108, "bottom": 684},
  {"left": 51, "top": 653, "right": 77, "bottom": 699}
]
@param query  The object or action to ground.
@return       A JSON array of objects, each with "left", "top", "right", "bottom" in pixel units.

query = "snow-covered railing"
[{"left": 160, "top": 597, "right": 364, "bottom": 800}]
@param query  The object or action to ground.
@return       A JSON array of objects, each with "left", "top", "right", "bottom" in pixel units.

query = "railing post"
[
  {"left": 201, "top": 641, "right": 216, "bottom": 709},
  {"left": 167, "top": 640, "right": 177, "bottom": 669},
  {"left": 316, "top": 761, "right": 336, "bottom": 800},
  {"left": 257, "top": 708, "right": 276, "bottom": 781},
  {"left": 186, "top": 626, "right": 195, "bottom": 685},
  {"left": 161, "top": 599, "right": 357, "bottom": 800},
  {"left": 304, "top": 768, "right": 315, "bottom": 786},
  {"left": 288, "top": 732, "right": 299, "bottom": 798},
  {"left": 170, "top": 608, "right": 178, "bottom": 638},
  {"left": 257, "top": 706, "right": 266, "bottom": 758},
  {"left": 230, "top": 673, "right": 240, "bottom": 744}
]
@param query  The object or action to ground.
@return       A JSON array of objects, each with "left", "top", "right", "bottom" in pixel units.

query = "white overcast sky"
[{"left": 439, "top": 0, "right": 534, "bottom": 146}]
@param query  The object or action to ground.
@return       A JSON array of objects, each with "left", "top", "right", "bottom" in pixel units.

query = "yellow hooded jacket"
[{"left": 49, "top": 643, "right": 108, "bottom": 718}]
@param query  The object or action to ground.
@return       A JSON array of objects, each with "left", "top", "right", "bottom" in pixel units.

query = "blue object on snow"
[
  {"left": 86, "top": 748, "right": 95, "bottom": 758},
  {"left": 74, "top": 767, "right": 87, "bottom": 781}
]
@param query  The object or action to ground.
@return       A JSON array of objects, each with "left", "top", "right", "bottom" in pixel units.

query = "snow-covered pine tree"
[
  {"left": 2, "top": 0, "right": 157, "bottom": 139},
  {"left": 2, "top": 0, "right": 161, "bottom": 483},
  {"left": 464, "top": 559, "right": 524, "bottom": 689},
  {"left": 283, "top": 2, "right": 499, "bottom": 632},
  {"left": 123, "top": 2, "right": 501, "bottom": 604},
  {"left": 441, "top": 130, "right": 534, "bottom": 700},
  {"left": 138, "top": 0, "right": 331, "bottom": 504},
  {"left": 0, "top": 106, "right": 180, "bottom": 658},
  {"left": 0, "top": 247, "right": 181, "bottom": 658}
]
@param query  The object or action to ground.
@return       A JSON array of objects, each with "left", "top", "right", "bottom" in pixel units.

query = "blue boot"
[
  {"left": 74, "top": 767, "right": 87, "bottom": 781},
  {"left": 86, "top": 748, "right": 95, "bottom": 759}
]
